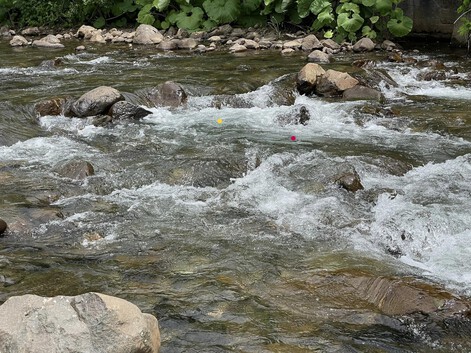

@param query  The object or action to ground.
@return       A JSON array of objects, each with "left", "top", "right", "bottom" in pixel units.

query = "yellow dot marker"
[{"left": 217, "top": 118, "right": 223, "bottom": 124}]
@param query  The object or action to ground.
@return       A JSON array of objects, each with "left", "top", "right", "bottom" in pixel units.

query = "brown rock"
[
  {"left": 35, "top": 98, "right": 68, "bottom": 117},
  {"left": 335, "top": 170, "right": 364, "bottom": 192},
  {"left": 315, "top": 69, "right": 359, "bottom": 97},
  {"left": 9, "top": 35, "right": 28, "bottom": 47},
  {"left": 76, "top": 25, "right": 97, "bottom": 39},
  {"left": 0, "top": 219, "right": 7, "bottom": 236},
  {"left": 302, "top": 34, "right": 323, "bottom": 51},
  {"left": 32, "top": 34, "right": 64, "bottom": 49},
  {"left": 133, "top": 24, "right": 163, "bottom": 45},
  {"left": 296, "top": 63, "right": 326, "bottom": 96},
  {"left": 178, "top": 38, "right": 198, "bottom": 49},
  {"left": 109, "top": 101, "right": 152, "bottom": 120},
  {"left": 20, "top": 27, "right": 40, "bottom": 36}
]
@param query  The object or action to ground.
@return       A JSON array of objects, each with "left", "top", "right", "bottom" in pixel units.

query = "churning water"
[{"left": 1, "top": 40, "right": 471, "bottom": 352}]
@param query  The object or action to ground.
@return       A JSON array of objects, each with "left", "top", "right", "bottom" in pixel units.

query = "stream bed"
[{"left": 1, "top": 38, "right": 471, "bottom": 352}]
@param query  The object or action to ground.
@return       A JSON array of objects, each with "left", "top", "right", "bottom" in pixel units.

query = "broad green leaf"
[
  {"left": 337, "top": 2, "right": 360, "bottom": 14},
  {"left": 317, "top": 9, "right": 334, "bottom": 25},
  {"left": 362, "top": 25, "right": 377, "bottom": 38},
  {"left": 288, "top": 6, "right": 302, "bottom": 24},
  {"left": 275, "top": 0, "right": 293, "bottom": 13},
  {"left": 241, "top": 0, "right": 263, "bottom": 12},
  {"left": 167, "top": 10, "right": 179, "bottom": 24},
  {"left": 202, "top": 19, "right": 217, "bottom": 30},
  {"left": 93, "top": 16, "right": 106, "bottom": 28},
  {"left": 370, "top": 15, "right": 379, "bottom": 24},
  {"left": 375, "top": 0, "right": 392, "bottom": 15},
  {"left": 136, "top": 0, "right": 153, "bottom": 5},
  {"left": 390, "top": 7, "right": 404, "bottom": 19},
  {"left": 297, "top": 0, "right": 312, "bottom": 18},
  {"left": 161, "top": 20, "right": 170, "bottom": 29},
  {"left": 264, "top": 0, "right": 276, "bottom": 5},
  {"left": 310, "top": 0, "right": 331, "bottom": 15},
  {"left": 174, "top": 6, "right": 204, "bottom": 29},
  {"left": 138, "top": 13, "right": 156, "bottom": 25},
  {"left": 361, "top": 0, "right": 375, "bottom": 6},
  {"left": 153, "top": 0, "right": 170, "bottom": 11},
  {"left": 387, "top": 15, "right": 412, "bottom": 37},
  {"left": 337, "top": 12, "right": 364, "bottom": 33},
  {"left": 203, "top": 0, "right": 240, "bottom": 23}
]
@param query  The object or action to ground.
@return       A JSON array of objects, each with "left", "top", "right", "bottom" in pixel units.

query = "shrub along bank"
[{"left": 0, "top": 0, "right": 413, "bottom": 42}]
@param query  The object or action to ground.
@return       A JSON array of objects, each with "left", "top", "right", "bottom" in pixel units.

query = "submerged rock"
[
  {"left": 275, "top": 105, "right": 310, "bottom": 126},
  {"left": 38, "top": 57, "right": 62, "bottom": 69},
  {"left": 55, "top": 160, "right": 95, "bottom": 180},
  {"left": 143, "top": 81, "right": 187, "bottom": 108},
  {"left": 343, "top": 85, "right": 383, "bottom": 102},
  {"left": 0, "top": 292, "right": 160, "bottom": 353},
  {"left": 334, "top": 169, "right": 364, "bottom": 192},
  {"left": 0, "top": 219, "right": 7, "bottom": 236},
  {"left": 109, "top": 101, "right": 152, "bottom": 121},
  {"left": 72, "top": 86, "right": 124, "bottom": 118}
]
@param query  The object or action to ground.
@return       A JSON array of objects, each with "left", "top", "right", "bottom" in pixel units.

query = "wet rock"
[
  {"left": 352, "top": 68, "right": 398, "bottom": 89},
  {"left": 9, "top": 35, "right": 28, "bottom": 47},
  {"left": 76, "top": 25, "right": 97, "bottom": 39},
  {"left": 0, "top": 219, "right": 7, "bottom": 236},
  {"left": 55, "top": 160, "right": 95, "bottom": 180},
  {"left": 0, "top": 274, "right": 15, "bottom": 285},
  {"left": 283, "top": 39, "right": 302, "bottom": 49},
  {"left": 353, "top": 37, "right": 375, "bottom": 52},
  {"left": 321, "top": 39, "right": 341, "bottom": 50},
  {"left": 133, "top": 24, "right": 163, "bottom": 45},
  {"left": 157, "top": 39, "right": 179, "bottom": 50},
  {"left": 92, "top": 115, "right": 113, "bottom": 127},
  {"left": 20, "top": 27, "right": 40, "bottom": 36},
  {"left": 144, "top": 81, "right": 188, "bottom": 108},
  {"left": 381, "top": 39, "right": 397, "bottom": 51},
  {"left": 34, "top": 97, "right": 75, "bottom": 117},
  {"left": 209, "top": 24, "right": 233, "bottom": 37},
  {"left": 90, "top": 31, "right": 106, "bottom": 44},
  {"left": 75, "top": 45, "right": 86, "bottom": 52},
  {"left": 0, "top": 292, "right": 160, "bottom": 353},
  {"left": 38, "top": 57, "right": 62, "bottom": 69},
  {"left": 343, "top": 85, "right": 383, "bottom": 102},
  {"left": 243, "top": 39, "right": 259, "bottom": 49},
  {"left": 296, "top": 63, "right": 326, "bottom": 96},
  {"left": 178, "top": 38, "right": 198, "bottom": 49},
  {"left": 352, "top": 59, "right": 376, "bottom": 69},
  {"left": 315, "top": 69, "right": 359, "bottom": 97},
  {"left": 275, "top": 105, "right": 310, "bottom": 126},
  {"left": 72, "top": 86, "right": 124, "bottom": 118},
  {"left": 281, "top": 48, "right": 295, "bottom": 55},
  {"left": 417, "top": 70, "right": 446, "bottom": 81},
  {"left": 109, "top": 101, "right": 152, "bottom": 121},
  {"left": 302, "top": 34, "right": 323, "bottom": 51},
  {"left": 32, "top": 34, "right": 64, "bottom": 49},
  {"left": 307, "top": 50, "right": 331, "bottom": 63},
  {"left": 335, "top": 169, "right": 364, "bottom": 192},
  {"left": 230, "top": 43, "right": 247, "bottom": 52}
]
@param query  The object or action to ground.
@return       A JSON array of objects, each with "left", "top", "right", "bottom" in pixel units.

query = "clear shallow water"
[{"left": 1, "top": 39, "right": 471, "bottom": 352}]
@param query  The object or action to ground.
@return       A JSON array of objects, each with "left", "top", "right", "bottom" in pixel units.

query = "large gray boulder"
[
  {"left": 72, "top": 86, "right": 124, "bottom": 118},
  {"left": 352, "top": 37, "right": 375, "bottom": 52},
  {"left": 109, "top": 101, "right": 152, "bottom": 120},
  {"left": 133, "top": 24, "right": 163, "bottom": 45},
  {"left": 144, "top": 81, "right": 188, "bottom": 107},
  {"left": 0, "top": 292, "right": 160, "bottom": 353}
]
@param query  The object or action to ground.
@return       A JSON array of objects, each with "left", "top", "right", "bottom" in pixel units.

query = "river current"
[{"left": 1, "top": 39, "right": 471, "bottom": 352}]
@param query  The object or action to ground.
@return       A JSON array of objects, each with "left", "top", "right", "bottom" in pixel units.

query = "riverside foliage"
[{"left": 0, "top": 0, "right": 412, "bottom": 41}]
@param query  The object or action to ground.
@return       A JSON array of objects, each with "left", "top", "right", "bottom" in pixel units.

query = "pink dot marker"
[{"left": 290, "top": 135, "right": 297, "bottom": 141}]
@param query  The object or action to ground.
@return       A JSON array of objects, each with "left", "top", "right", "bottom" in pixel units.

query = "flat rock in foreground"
[{"left": 0, "top": 292, "right": 160, "bottom": 353}]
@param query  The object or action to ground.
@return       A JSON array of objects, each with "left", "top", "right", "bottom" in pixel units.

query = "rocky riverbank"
[{"left": 3, "top": 23, "right": 402, "bottom": 59}]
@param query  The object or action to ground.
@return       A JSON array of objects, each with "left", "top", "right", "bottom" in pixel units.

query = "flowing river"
[{"left": 1, "top": 38, "right": 471, "bottom": 352}]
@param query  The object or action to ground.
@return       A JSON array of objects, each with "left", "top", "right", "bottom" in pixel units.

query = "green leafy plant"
[{"left": 455, "top": 0, "right": 471, "bottom": 53}]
